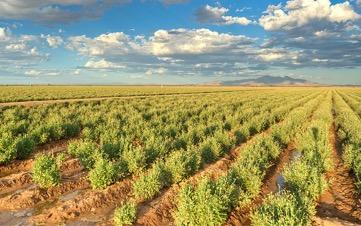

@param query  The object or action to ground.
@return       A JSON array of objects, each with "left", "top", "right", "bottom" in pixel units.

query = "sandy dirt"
[{"left": 315, "top": 124, "right": 361, "bottom": 225}]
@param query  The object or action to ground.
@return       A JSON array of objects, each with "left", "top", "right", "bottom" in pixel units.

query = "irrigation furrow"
[{"left": 315, "top": 119, "right": 361, "bottom": 224}]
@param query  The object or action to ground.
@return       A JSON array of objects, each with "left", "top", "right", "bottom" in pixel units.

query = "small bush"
[
  {"left": 174, "top": 176, "right": 238, "bottom": 226},
  {"left": 32, "top": 154, "right": 60, "bottom": 188},
  {"left": 68, "top": 140, "right": 98, "bottom": 170},
  {"left": 166, "top": 150, "right": 200, "bottom": 183},
  {"left": 0, "top": 132, "right": 17, "bottom": 164},
  {"left": 89, "top": 157, "right": 118, "bottom": 189},
  {"left": 133, "top": 162, "right": 171, "bottom": 201},
  {"left": 123, "top": 146, "right": 148, "bottom": 173},
  {"left": 114, "top": 201, "right": 137, "bottom": 226},
  {"left": 15, "top": 136, "right": 35, "bottom": 160},
  {"left": 251, "top": 193, "right": 303, "bottom": 226}
]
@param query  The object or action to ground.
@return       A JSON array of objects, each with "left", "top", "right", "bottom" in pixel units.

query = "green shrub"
[
  {"left": 32, "top": 154, "right": 60, "bottom": 188},
  {"left": 174, "top": 177, "right": 238, "bottom": 226},
  {"left": 114, "top": 201, "right": 137, "bottom": 226},
  {"left": 68, "top": 140, "right": 98, "bottom": 170},
  {"left": 123, "top": 146, "right": 148, "bottom": 173},
  {"left": 15, "top": 136, "right": 35, "bottom": 160},
  {"left": 89, "top": 157, "right": 118, "bottom": 189},
  {"left": 133, "top": 162, "right": 171, "bottom": 201},
  {"left": 251, "top": 193, "right": 304, "bottom": 226},
  {"left": 166, "top": 150, "right": 200, "bottom": 183},
  {"left": 0, "top": 132, "right": 17, "bottom": 164}
]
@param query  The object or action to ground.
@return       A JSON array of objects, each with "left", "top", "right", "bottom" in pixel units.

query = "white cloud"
[
  {"left": 145, "top": 67, "right": 167, "bottom": 75},
  {"left": 44, "top": 35, "right": 63, "bottom": 48},
  {"left": 73, "top": 69, "right": 81, "bottom": 75},
  {"left": 150, "top": 28, "right": 253, "bottom": 55},
  {"left": 25, "top": 70, "right": 41, "bottom": 76},
  {"left": 84, "top": 59, "right": 126, "bottom": 69},
  {"left": 0, "top": 27, "right": 11, "bottom": 40},
  {"left": 259, "top": 0, "right": 360, "bottom": 31},
  {"left": 257, "top": 48, "right": 300, "bottom": 62},
  {"left": 0, "top": 27, "right": 48, "bottom": 69},
  {"left": 196, "top": 5, "right": 253, "bottom": 26},
  {"left": 5, "top": 43, "right": 27, "bottom": 51},
  {"left": 67, "top": 32, "right": 143, "bottom": 57}
]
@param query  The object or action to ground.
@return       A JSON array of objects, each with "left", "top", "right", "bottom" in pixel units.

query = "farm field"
[
  {"left": 0, "top": 86, "right": 361, "bottom": 226},
  {"left": 0, "top": 86, "right": 251, "bottom": 104}
]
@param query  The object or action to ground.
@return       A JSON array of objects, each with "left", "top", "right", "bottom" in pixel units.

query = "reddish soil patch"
[
  {"left": 31, "top": 177, "right": 133, "bottom": 224},
  {"left": 0, "top": 173, "right": 89, "bottom": 210},
  {"left": 316, "top": 124, "right": 361, "bottom": 225},
  {"left": 0, "top": 158, "right": 82, "bottom": 198},
  {"left": 0, "top": 172, "right": 32, "bottom": 196},
  {"left": 0, "top": 159, "right": 85, "bottom": 210},
  {"left": 225, "top": 144, "right": 295, "bottom": 226}
]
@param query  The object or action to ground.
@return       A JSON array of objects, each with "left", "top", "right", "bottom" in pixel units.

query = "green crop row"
[
  {"left": 170, "top": 92, "right": 325, "bottom": 226},
  {"left": 110, "top": 91, "right": 321, "bottom": 225},
  {"left": 0, "top": 86, "right": 248, "bottom": 103},
  {"left": 251, "top": 92, "right": 333, "bottom": 226},
  {"left": 333, "top": 92, "right": 361, "bottom": 193},
  {"left": 61, "top": 90, "right": 316, "bottom": 190}
]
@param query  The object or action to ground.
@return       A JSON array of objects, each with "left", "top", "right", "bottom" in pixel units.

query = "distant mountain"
[{"left": 220, "top": 76, "right": 316, "bottom": 86}]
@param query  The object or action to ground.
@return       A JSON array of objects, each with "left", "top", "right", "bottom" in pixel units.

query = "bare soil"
[
  {"left": 315, "top": 124, "right": 361, "bottom": 225},
  {"left": 30, "top": 177, "right": 133, "bottom": 224}
]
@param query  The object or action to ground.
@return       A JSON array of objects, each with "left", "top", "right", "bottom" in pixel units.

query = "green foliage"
[
  {"left": 15, "top": 136, "right": 35, "bottom": 160},
  {"left": 114, "top": 201, "right": 137, "bottom": 226},
  {"left": 68, "top": 140, "right": 98, "bottom": 170},
  {"left": 174, "top": 177, "right": 238, "bottom": 226},
  {"left": 89, "top": 157, "right": 118, "bottom": 189},
  {"left": 251, "top": 193, "right": 305, "bottom": 226},
  {"left": 0, "top": 132, "right": 17, "bottom": 164},
  {"left": 166, "top": 150, "right": 200, "bottom": 183},
  {"left": 32, "top": 154, "right": 60, "bottom": 188},
  {"left": 133, "top": 162, "right": 171, "bottom": 201}
]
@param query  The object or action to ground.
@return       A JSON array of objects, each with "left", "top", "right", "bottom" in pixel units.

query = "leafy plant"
[
  {"left": 114, "top": 201, "right": 137, "bottom": 226},
  {"left": 32, "top": 154, "right": 61, "bottom": 188},
  {"left": 88, "top": 157, "right": 118, "bottom": 189}
]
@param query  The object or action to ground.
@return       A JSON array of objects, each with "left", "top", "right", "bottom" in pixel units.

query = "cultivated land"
[{"left": 0, "top": 86, "right": 360, "bottom": 226}]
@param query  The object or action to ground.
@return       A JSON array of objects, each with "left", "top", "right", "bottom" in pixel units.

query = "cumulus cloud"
[
  {"left": 0, "top": 0, "right": 130, "bottom": 24},
  {"left": 84, "top": 59, "right": 126, "bottom": 69},
  {"left": 149, "top": 28, "right": 254, "bottom": 55},
  {"left": 196, "top": 5, "right": 253, "bottom": 26},
  {"left": 259, "top": 0, "right": 360, "bottom": 31},
  {"left": 0, "top": 27, "right": 48, "bottom": 65},
  {"left": 145, "top": 67, "right": 167, "bottom": 75},
  {"left": 44, "top": 35, "right": 64, "bottom": 48},
  {"left": 0, "top": 27, "right": 11, "bottom": 40},
  {"left": 25, "top": 69, "right": 41, "bottom": 76},
  {"left": 258, "top": 0, "right": 361, "bottom": 68}
]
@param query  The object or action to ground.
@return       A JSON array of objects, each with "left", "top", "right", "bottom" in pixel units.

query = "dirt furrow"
[
  {"left": 225, "top": 144, "right": 296, "bottom": 226},
  {"left": 30, "top": 177, "right": 133, "bottom": 224},
  {"left": 0, "top": 158, "right": 83, "bottom": 197},
  {"left": 0, "top": 173, "right": 89, "bottom": 210},
  {"left": 315, "top": 123, "right": 361, "bottom": 225}
]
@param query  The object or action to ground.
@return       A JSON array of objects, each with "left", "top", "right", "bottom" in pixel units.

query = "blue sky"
[{"left": 0, "top": 0, "right": 360, "bottom": 85}]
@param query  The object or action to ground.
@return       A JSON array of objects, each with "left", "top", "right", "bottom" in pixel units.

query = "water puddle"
[
  {"left": 275, "top": 150, "right": 303, "bottom": 192},
  {"left": 0, "top": 209, "right": 33, "bottom": 226}
]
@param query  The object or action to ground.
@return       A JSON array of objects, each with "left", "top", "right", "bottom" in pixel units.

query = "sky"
[{"left": 0, "top": 0, "right": 360, "bottom": 85}]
